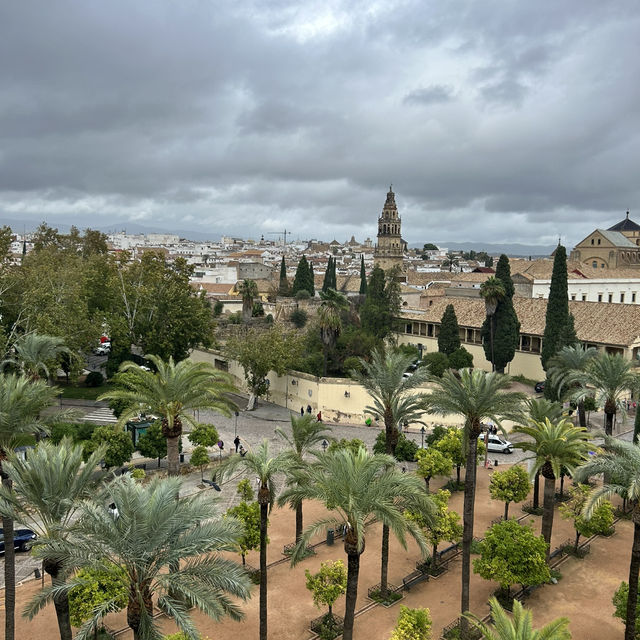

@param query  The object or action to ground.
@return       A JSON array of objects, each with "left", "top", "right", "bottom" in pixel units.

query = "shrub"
[
  {"left": 295, "top": 289, "right": 310, "bottom": 300},
  {"left": 343, "top": 356, "right": 364, "bottom": 374},
  {"left": 213, "top": 300, "right": 224, "bottom": 317},
  {"left": 50, "top": 422, "right": 96, "bottom": 445},
  {"left": 227, "top": 312, "right": 243, "bottom": 324},
  {"left": 373, "top": 431, "right": 418, "bottom": 462},
  {"left": 390, "top": 605, "right": 432, "bottom": 640},
  {"left": 290, "top": 309, "right": 308, "bottom": 328},
  {"left": 252, "top": 301, "right": 265, "bottom": 317},
  {"left": 422, "top": 352, "right": 449, "bottom": 377},
  {"left": 85, "top": 371, "right": 104, "bottom": 387},
  {"left": 447, "top": 347, "right": 473, "bottom": 370}
]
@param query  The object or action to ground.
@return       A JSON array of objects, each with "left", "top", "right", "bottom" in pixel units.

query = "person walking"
[
  {"left": 300, "top": 406, "right": 304, "bottom": 416},
  {"left": 234, "top": 435, "right": 241, "bottom": 453}
]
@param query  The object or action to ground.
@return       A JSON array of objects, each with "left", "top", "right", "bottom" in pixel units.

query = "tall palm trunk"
[
  {"left": 126, "top": 584, "right": 153, "bottom": 640},
  {"left": 343, "top": 540, "right": 362, "bottom": 640},
  {"left": 379, "top": 412, "right": 397, "bottom": 598},
  {"left": 258, "top": 487, "right": 269, "bottom": 640},
  {"left": 2, "top": 464, "right": 15, "bottom": 640},
  {"left": 43, "top": 559, "right": 72, "bottom": 640},
  {"left": 489, "top": 314, "right": 495, "bottom": 372},
  {"left": 459, "top": 432, "right": 479, "bottom": 637},
  {"left": 541, "top": 466, "right": 556, "bottom": 563},
  {"left": 605, "top": 410, "right": 614, "bottom": 436},
  {"left": 625, "top": 511, "right": 640, "bottom": 640},
  {"left": 295, "top": 503, "right": 303, "bottom": 543}
]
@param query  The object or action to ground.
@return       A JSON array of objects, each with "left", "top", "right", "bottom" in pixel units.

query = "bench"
[
  {"left": 436, "top": 542, "right": 460, "bottom": 563},
  {"left": 549, "top": 547, "right": 564, "bottom": 560},
  {"left": 402, "top": 570, "right": 430, "bottom": 591}
]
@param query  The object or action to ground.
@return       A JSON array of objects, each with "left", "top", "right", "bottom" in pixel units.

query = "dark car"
[
  {"left": 534, "top": 381, "right": 545, "bottom": 393},
  {"left": 0, "top": 528, "right": 37, "bottom": 553}
]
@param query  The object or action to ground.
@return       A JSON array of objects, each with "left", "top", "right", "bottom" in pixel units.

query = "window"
[
  {"left": 621, "top": 293, "right": 625, "bottom": 303},
  {"left": 520, "top": 336, "right": 531, "bottom": 351},
  {"left": 598, "top": 293, "right": 603, "bottom": 302},
  {"left": 608, "top": 294, "right": 613, "bottom": 303},
  {"left": 592, "top": 261, "right": 598, "bottom": 268},
  {"left": 591, "top": 239, "right": 594, "bottom": 245},
  {"left": 406, "top": 323, "right": 412, "bottom": 334},
  {"left": 582, "top": 294, "right": 587, "bottom": 301},
  {"left": 571, "top": 294, "right": 576, "bottom": 301},
  {"left": 633, "top": 293, "right": 637, "bottom": 303},
  {"left": 597, "top": 238, "right": 601, "bottom": 245},
  {"left": 419, "top": 323, "right": 426, "bottom": 336},
  {"left": 427, "top": 324, "right": 434, "bottom": 337}
]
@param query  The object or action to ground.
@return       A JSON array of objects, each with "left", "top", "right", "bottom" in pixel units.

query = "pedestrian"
[
  {"left": 300, "top": 406, "right": 305, "bottom": 416},
  {"left": 317, "top": 411, "right": 322, "bottom": 422},
  {"left": 108, "top": 502, "right": 119, "bottom": 519},
  {"left": 306, "top": 404, "right": 312, "bottom": 414},
  {"left": 239, "top": 445, "right": 247, "bottom": 457},
  {"left": 233, "top": 435, "right": 240, "bottom": 453}
]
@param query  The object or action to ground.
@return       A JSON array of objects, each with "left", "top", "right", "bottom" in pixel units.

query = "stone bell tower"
[{"left": 374, "top": 185, "right": 405, "bottom": 272}]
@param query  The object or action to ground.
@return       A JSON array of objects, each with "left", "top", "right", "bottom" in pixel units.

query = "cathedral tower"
[{"left": 374, "top": 185, "right": 405, "bottom": 272}]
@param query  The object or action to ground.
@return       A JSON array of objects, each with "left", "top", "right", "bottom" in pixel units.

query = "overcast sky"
[{"left": 1, "top": 1, "right": 639, "bottom": 247}]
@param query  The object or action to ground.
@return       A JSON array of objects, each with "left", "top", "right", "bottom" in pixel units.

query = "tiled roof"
[
  {"left": 608, "top": 213, "right": 640, "bottom": 232},
  {"left": 596, "top": 229, "right": 637, "bottom": 248},
  {"left": 401, "top": 296, "right": 640, "bottom": 347}
]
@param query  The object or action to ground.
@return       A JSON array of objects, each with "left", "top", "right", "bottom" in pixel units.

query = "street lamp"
[
  {"left": 234, "top": 410, "right": 239, "bottom": 437},
  {"left": 322, "top": 439, "right": 328, "bottom": 452},
  {"left": 420, "top": 426, "right": 426, "bottom": 449}
]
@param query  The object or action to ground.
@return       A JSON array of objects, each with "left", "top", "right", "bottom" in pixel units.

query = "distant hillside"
[{"left": 411, "top": 241, "right": 558, "bottom": 258}]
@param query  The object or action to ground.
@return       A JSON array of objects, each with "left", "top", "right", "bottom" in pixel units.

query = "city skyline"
[{"left": 1, "top": 1, "right": 639, "bottom": 247}]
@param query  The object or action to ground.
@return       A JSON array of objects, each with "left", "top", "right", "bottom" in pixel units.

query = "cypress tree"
[
  {"left": 308, "top": 261, "right": 316, "bottom": 296},
  {"left": 541, "top": 245, "right": 577, "bottom": 371},
  {"left": 359, "top": 255, "right": 367, "bottom": 294},
  {"left": 330, "top": 256, "right": 337, "bottom": 290},
  {"left": 480, "top": 254, "right": 520, "bottom": 373},
  {"left": 438, "top": 304, "right": 461, "bottom": 355},
  {"left": 278, "top": 256, "right": 289, "bottom": 296},
  {"left": 322, "top": 257, "right": 332, "bottom": 293},
  {"left": 634, "top": 404, "right": 640, "bottom": 444},
  {"left": 360, "top": 266, "right": 400, "bottom": 339},
  {"left": 292, "top": 255, "right": 311, "bottom": 296}
]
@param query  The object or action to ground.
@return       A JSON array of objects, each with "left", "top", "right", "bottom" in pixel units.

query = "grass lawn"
[{"left": 59, "top": 382, "right": 114, "bottom": 400}]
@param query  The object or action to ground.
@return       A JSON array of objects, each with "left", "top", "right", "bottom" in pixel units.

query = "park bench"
[
  {"left": 436, "top": 542, "right": 460, "bottom": 563},
  {"left": 402, "top": 569, "right": 430, "bottom": 591}
]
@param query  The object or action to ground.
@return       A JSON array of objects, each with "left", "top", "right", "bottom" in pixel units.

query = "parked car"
[
  {"left": 486, "top": 434, "right": 513, "bottom": 454},
  {"left": 93, "top": 344, "right": 111, "bottom": 356},
  {"left": 534, "top": 381, "right": 545, "bottom": 393},
  {"left": 0, "top": 528, "right": 37, "bottom": 553}
]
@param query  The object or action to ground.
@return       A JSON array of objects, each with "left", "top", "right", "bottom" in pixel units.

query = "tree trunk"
[
  {"left": 295, "top": 502, "right": 303, "bottom": 543},
  {"left": 43, "top": 559, "right": 72, "bottom": 640},
  {"left": 432, "top": 544, "right": 438, "bottom": 570},
  {"left": 504, "top": 501, "right": 509, "bottom": 521},
  {"left": 380, "top": 525, "right": 390, "bottom": 598},
  {"left": 574, "top": 530, "right": 581, "bottom": 553},
  {"left": 578, "top": 400, "right": 586, "bottom": 428},
  {"left": 259, "top": 496, "right": 269, "bottom": 640},
  {"left": 2, "top": 467, "right": 15, "bottom": 640},
  {"left": 459, "top": 434, "right": 479, "bottom": 637},
  {"left": 541, "top": 470, "right": 556, "bottom": 563},
  {"left": 424, "top": 476, "right": 431, "bottom": 492},
  {"left": 456, "top": 464, "right": 461, "bottom": 484},
  {"left": 322, "top": 345, "right": 328, "bottom": 377},
  {"left": 533, "top": 471, "right": 540, "bottom": 510},
  {"left": 559, "top": 473, "right": 565, "bottom": 499},
  {"left": 625, "top": 515, "right": 640, "bottom": 640},
  {"left": 489, "top": 314, "right": 495, "bottom": 372},
  {"left": 605, "top": 410, "right": 614, "bottom": 436},
  {"left": 126, "top": 583, "right": 153, "bottom": 640},
  {"left": 343, "top": 551, "right": 361, "bottom": 640},
  {"left": 166, "top": 434, "right": 180, "bottom": 477}
]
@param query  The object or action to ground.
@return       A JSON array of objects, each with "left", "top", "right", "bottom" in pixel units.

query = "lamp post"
[
  {"left": 234, "top": 410, "right": 239, "bottom": 438},
  {"left": 322, "top": 439, "right": 328, "bottom": 452},
  {"left": 420, "top": 426, "right": 426, "bottom": 449}
]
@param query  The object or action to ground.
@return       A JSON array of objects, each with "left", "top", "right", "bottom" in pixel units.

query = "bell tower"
[{"left": 374, "top": 185, "right": 405, "bottom": 272}]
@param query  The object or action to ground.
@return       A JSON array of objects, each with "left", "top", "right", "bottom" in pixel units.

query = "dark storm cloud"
[{"left": 1, "top": 0, "right": 639, "bottom": 246}]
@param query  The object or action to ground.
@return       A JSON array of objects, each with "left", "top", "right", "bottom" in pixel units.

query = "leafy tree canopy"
[
  {"left": 305, "top": 560, "right": 347, "bottom": 614},
  {"left": 373, "top": 431, "right": 419, "bottom": 462},
  {"left": 85, "top": 426, "right": 134, "bottom": 468},
  {"left": 390, "top": 605, "right": 432, "bottom": 640},
  {"left": 188, "top": 423, "right": 220, "bottom": 448}
]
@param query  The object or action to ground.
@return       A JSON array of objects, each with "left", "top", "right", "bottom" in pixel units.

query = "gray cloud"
[{"left": 1, "top": 0, "right": 639, "bottom": 248}]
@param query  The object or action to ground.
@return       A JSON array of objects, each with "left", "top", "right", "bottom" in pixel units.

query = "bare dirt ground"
[{"left": 1, "top": 463, "right": 631, "bottom": 640}]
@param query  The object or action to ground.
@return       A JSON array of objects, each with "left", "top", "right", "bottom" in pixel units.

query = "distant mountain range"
[{"left": 411, "top": 241, "right": 559, "bottom": 257}]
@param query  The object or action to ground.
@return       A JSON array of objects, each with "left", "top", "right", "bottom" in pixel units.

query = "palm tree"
[
  {"left": 0, "top": 374, "right": 62, "bottom": 640},
  {"left": 281, "top": 447, "right": 434, "bottom": 640},
  {"left": 526, "top": 398, "right": 565, "bottom": 510},
  {"left": 238, "top": 279, "right": 259, "bottom": 323},
  {"left": 565, "top": 352, "right": 639, "bottom": 436},
  {"left": 479, "top": 277, "right": 505, "bottom": 372},
  {"left": 0, "top": 439, "right": 107, "bottom": 640},
  {"left": 513, "top": 418, "right": 591, "bottom": 562},
  {"left": 425, "top": 368, "right": 525, "bottom": 634},
  {"left": 318, "top": 288, "right": 348, "bottom": 376},
  {"left": 1, "top": 333, "right": 70, "bottom": 381},
  {"left": 219, "top": 440, "right": 288, "bottom": 640},
  {"left": 465, "top": 596, "right": 571, "bottom": 639},
  {"left": 275, "top": 413, "right": 332, "bottom": 543},
  {"left": 99, "top": 355, "right": 237, "bottom": 476},
  {"left": 442, "top": 253, "right": 460, "bottom": 273},
  {"left": 548, "top": 345, "right": 597, "bottom": 427},
  {"left": 26, "top": 474, "right": 252, "bottom": 640},
  {"left": 574, "top": 437, "right": 640, "bottom": 640},
  {"left": 351, "top": 347, "right": 430, "bottom": 598}
]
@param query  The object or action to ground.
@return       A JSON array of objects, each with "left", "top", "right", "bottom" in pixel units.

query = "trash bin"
[
  {"left": 327, "top": 529, "right": 335, "bottom": 546},
  {"left": 494, "top": 459, "right": 499, "bottom": 466}
]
